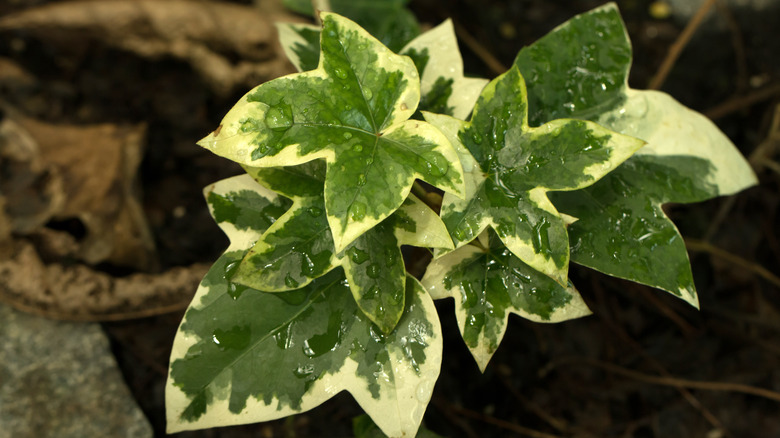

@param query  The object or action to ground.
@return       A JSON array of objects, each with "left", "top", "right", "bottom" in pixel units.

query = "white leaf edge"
[
  {"left": 276, "top": 22, "right": 321, "bottom": 72},
  {"left": 595, "top": 88, "right": 757, "bottom": 196},
  {"left": 166, "top": 174, "right": 443, "bottom": 438},
  {"left": 401, "top": 19, "right": 489, "bottom": 120},
  {"left": 422, "top": 238, "right": 590, "bottom": 371}
]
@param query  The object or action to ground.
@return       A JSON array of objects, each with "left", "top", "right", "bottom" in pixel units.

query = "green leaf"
[
  {"left": 513, "top": 2, "right": 756, "bottom": 195},
  {"left": 203, "top": 174, "right": 291, "bottom": 249},
  {"left": 513, "top": 2, "right": 757, "bottom": 302},
  {"left": 551, "top": 155, "right": 717, "bottom": 307},
  {"left": 167, "top": 175, "right": 443, "bottom": 438},
  {"left": 424, "top": 65, "right": 644, "bottom": 285},
  {"left": 232, "top": 162, "right": 452, "bottom": 333},
  {"left": 315, "top": 0, "right": 420, "bottom": 52},
  {"left": 422, "top": 230, "right": 590, "bottom": 371},
  {"left": 199, "top": 12, "right": 465, "bottom": 252},
  {"left": 276, "top": 22, "right": 321, "bottom": 72},
  {"left": 400, "top": 20, "right": 489, "bottom": 120}
]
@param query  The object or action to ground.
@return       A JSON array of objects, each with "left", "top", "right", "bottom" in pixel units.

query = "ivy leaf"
[
  {"left": 400, "top": 19, "right": 488, "bottom": 120},
  {"left": 277, "top": 18, "right": 488, "bottom": 120},
  {"left": 424, "top": 65, "right": 644, "bottom": 285},
  {"left": 198, "top": 12, "right": 464, "bottom": 252},
  {"left": 550, "top": 155, "right": 716, "bottom": 307},
  {"left": 513, "top": 2, "right": 757, "bottom": 303},
  {"left": 314, "top": 0, "right": 420, "bottom": 52},
  {"left": 276, "top": 22, "right": 321, "bottom": 72},
  {"left": 232, "top": 161, "right": 452, "bottom": 333},
  {"left": 167, "top": 176, "right": 443, "bottom": 438},
  {"left": 422, "top": 230, "right": 590, "bottom": 371}
]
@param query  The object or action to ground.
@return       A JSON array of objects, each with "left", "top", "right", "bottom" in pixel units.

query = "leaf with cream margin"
[
  {"left": 400, "top": 19, "right": 489, "bottom": 120},
  {"left": 314, "top": 0, "right": 420, "bottom": 52},
  {"left": 277, "top": 18, "right": 488, "bottom": 120},
  {"left": 422, "top": 230, "right": 590, "bottom": 371},
  {"left": 231, "top": 160, "right": 453, "bottom": 333},
  {"left": 167, "top": 175, "right": 443, "bottom": 438},
  {"left": 199, "top": 13, "right": 464, "bottom": 252},
  {"left": 513, "top": 2, "right": 757, "bottom": 304},
  {"left": 424, "top": 65, "right": 644, "bottom": 286}
]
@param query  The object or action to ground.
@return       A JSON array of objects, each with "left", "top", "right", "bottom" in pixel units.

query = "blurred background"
[{"left": 0, "top": 0, "right": 778, "bottom": 436}]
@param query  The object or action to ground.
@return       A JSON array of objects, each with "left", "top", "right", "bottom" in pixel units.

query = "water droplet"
[
  {"left": 365, "top": 157, "right": 373, "bottom": 165},
  {"left": 211, "top": 325, "right": 251, "bottom": 351},
  {"left": 358, "top": 43, "right": 367, "bottom": 50},
  {"left": 349, "top": 202, "right": 366, "bottom": 221},
  {"left": 453, "top": 227, "right": 467, "bottom": 241},
  {"left": 334, "top": 67, "right": 348, "bottom": 79},
  {"left": 308, "top": 206, "right": 323, "bottom": 217},
  {"left": 343, "top": 132, "right": 353, "bottom": 140},
  {"left": 366, "top": 263, "right": 381, "bottom": 279},
  {"left": 353, "top": 144, "right": 363, "bottom": 152},
  {"left": 347, "top": 246, "right": 369, "bottom": 264},
  {"left": 364, "top": 89, "right": 373, "bottom": 100},
  {"left": 385, "top": 248, "right": 398, "bottom": 267},
  {"left": 422, "top": 152, "right": 449, "bottom": 177},
  {"left": 274, "top": 323, "right": 294, "bottom": 349},
  {"left": 284, "top": 273, "right": 300, "bottom": 289},
  {"left": 366, "top": 285, "right": 380, "bottom": 298},
  {"left": 264, "top": 106, "right": 293, "bottom": 132},
  {"left": 357, "top": 174, "right": 367, "bottom": 186},
  {"left": 390, "top": 289, "right": 403, "bottom": 304},
  {"left": 345, "top": 104, "right": 353, "bottom": 110},
  {"left": 471, "top": 131, "right": 483, "bottom": 144},
  {"left": 416, "top": 380, "right": 432, "bottom": 402}
]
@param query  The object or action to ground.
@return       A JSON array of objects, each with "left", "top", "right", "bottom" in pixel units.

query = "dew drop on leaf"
[
  {"left": 347, "top": 246, "right": 369, "bottom": 264},
  {"left": 211, "top": 325, "right": 251, "bottom": 351},
  {"left": 334, "top": 67, "right": 348, "bottom": 79},
  {"left": 364, "top": 88, "right": 373, "bottom": 100},
  {"left": 366, "top": 284, "right": 380, "bottom": 298},
  {"left": 349, "top": 202, "right": 366, "bottom": 221},
  {"left": 308, "top": 206, "right": 323, "bottom": 217},
  {"left": 284, "top": 273, "right": 300, "bottom": 289},
  {"left": 265, "top": 106, "right": 292, "bottom": 132},
  {"left": 422, "top": 152, "right": 449, "bottom": 177},
  {"left": 471, "top": 131, "right": 483, "bottom": 144},
  {"left": 453, "top": 227, "right": 467, "bottom": 241},
  {"left": 390, "top": 289, "right": 403, "bottom": 304},
  {"left": 343, "top": 132, "right": 353, "bottom": 140},
  {"left": 385, "top": 248, "right": 397, "bottom": 267},
  {"left": 353, "top": 144, "right": 363, "bottom": 152},
  {"left": 366, "top": 263, "right": 381, "bottom": 279},
  {"left": 357, "top": 174, "right": 367, "bottom": 186}
]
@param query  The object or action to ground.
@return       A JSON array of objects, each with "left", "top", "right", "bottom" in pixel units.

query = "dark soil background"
[{"left": 1, "top": 0, "right": 779, "bottom": 437}]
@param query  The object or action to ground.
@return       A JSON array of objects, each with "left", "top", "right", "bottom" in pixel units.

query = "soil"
[{"left": 1, "top": 0, "right": 779, "bottom": 437}]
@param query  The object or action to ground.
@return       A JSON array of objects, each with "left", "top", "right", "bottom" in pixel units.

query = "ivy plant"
[{"left": 166, "top": 4, "right": 757, "bottom": 437}]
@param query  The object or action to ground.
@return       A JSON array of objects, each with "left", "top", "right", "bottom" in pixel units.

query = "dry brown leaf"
[
  {"left": 0, "top": 0, "right": 296, "bottom": 94},
  {"left": 0, "top": 112, "right": 156, "bottom": 270},
  {"left": 0, "top": 239, "right": 207, "bottom": 321}
]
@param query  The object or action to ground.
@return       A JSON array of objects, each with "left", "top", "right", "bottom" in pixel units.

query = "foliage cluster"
[{"left": 165, "top": 3, "right": 756, "bottom": 436}]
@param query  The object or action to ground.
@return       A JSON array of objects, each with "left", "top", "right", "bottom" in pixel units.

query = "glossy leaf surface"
[
  {"left": 551, "top": 155, "right": 716, "bottom": 306},
  {"left": 422, "top": 231, "right": 590, "bottom": 371},
  {"left": 425, "top": 65, "right": 643, "bottom": 285},
  {"left": 400, "top": 20, "right": 488, "bottom": 120},
  {"left": 199, "top": 13, "right": 463, "bottom": 251},
  {"left": 232, "top": 161, "right": 452, "bottom": 333},
  {"left": 167, "top": 176, "right": 442, "bottom": 438},
  {"left": 514, "top": 2, "right": 757, "bottom": 302}
]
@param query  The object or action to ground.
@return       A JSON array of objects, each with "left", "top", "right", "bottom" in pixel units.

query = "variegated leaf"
[
  {"left": 513, "top": 2, "right": 757, "bottom": 304},
  {"left": 422, "top": 230, "right": 590, "bottom": 371},
  {"left": 425, "top": 65, "right": 644, "bottom": 285},
  {"left": 198, "top": 12, "right": 464, "bottom": 252}
]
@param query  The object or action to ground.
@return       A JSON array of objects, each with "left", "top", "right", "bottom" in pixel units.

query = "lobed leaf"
[
  {"left": 422, "top": 231, "right": 590, "bottom": 371},
  {"left": 232, "top": 161, "right": 452, "bottom": 333},
  {"left": 167, "top": 175, "right": 443, "bottom": 438},
  {"left": 199, "top": 12, "right": 464, "bottom": 251},
  {"left": 551, "top": 155, "right": 716, "bottom": 307},
  {"left": 400, "top": 19, "right": 489, "bottom": 120},
  {"left": 425, "top": 65, "right": 644, "bottom": 285},
  {"left": 513, "top": 2, "right": 757, "bottom": 303},
  {"left": 314, "top": 0, "right": 420, "bottom": 52}
]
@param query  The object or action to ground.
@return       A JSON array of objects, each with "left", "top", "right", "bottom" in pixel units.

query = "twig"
[
  {"left": 649, "top": 0, "right": 718, "bottom": 90},
  {"left": 685, "top": 238, "right": 780, "bottom": 289},
  {"left": 557, "top": 357, "right": 780, "bottom": 403},
  {"left": 451, "top": 20, "right": 508, "bottom": 76},
  {"left": 704, "top": 82, "right": 780, "bottom": 120},
  {"left": 436, "top": 399, "right": 564, "bottom": 438}
]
